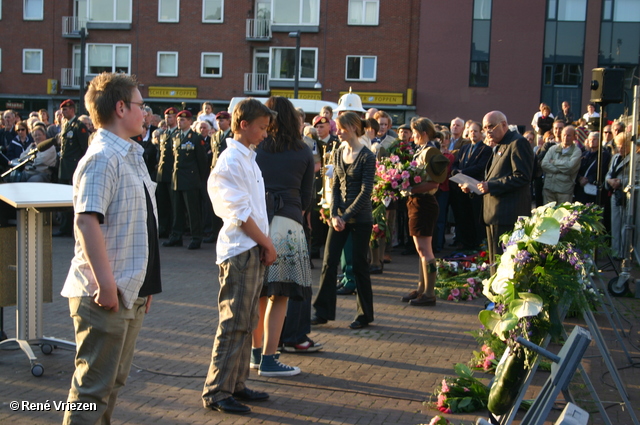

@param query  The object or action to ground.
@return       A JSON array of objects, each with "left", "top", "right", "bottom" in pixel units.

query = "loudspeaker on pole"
[{"left": 590, "top": 68, "right": 625, "bottom": 104}]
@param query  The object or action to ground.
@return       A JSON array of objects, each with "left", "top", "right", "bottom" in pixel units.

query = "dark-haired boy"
[
  {"left": 202, "top": 98, "right": 276, "bottom": 414},
  {"left": 61, "top": 72, "right": 162, "bottom": 424}
]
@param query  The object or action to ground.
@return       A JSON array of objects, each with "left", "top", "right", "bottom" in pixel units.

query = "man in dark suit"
[
  {"left": 54, "top": 99, "right": 90, "bottom": 237},
  {"left": 156, "top": 107, "right": 179, "bottom": 238},
  {"left": 448, "top": 117, "right": 471, "bottom": 159},
  {"left": 469, "top": 111, "right": 534, "bottom": 272},
  {"left": 163, "top": 110, "right": 208, "bottom": 250},
  {"left": 133, "top": 106, "right": 158, "bottom": 177},
  {"left": 450, "top": 121, "right": 493, "bottom": 250}
]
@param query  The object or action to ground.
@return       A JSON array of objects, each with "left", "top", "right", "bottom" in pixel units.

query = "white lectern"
[{"left": 0, "top": 183, "right": 76, "bottom": 376}]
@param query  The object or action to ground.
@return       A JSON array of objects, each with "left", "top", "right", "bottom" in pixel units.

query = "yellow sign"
[
  {"left": 339, "top": 91, "right": 404, "bottom": 105},
  {"left": 148, "top": 86, "right": 198, "bottom": 98},
  {"left": 270, "top": 90, "right": 322, "bottom": 100}
]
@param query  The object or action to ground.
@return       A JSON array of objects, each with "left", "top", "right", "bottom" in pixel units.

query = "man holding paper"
[{"left": 462, "top": 111, "right": 534, "bottom": 272}]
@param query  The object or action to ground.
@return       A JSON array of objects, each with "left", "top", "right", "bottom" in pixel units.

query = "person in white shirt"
[
  {"left": 582, "top": 103, "right": 600, "bottom": 122},
  {"left": 202, "top": 98, "right": 277, "bottom": 415},
  {"left": 197, "top": 101, "right": 220, "bottom": 131}
]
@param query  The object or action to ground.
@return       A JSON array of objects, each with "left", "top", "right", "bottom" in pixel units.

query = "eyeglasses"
[
  {"left": 482, "top": 122, "right": 500, "bottom": 132},
  {"left": 16, "top": 128, "right": 27, "bottom": 132},
  {"left": 128, "top": 101, "right": 145, "bottom": 111}
]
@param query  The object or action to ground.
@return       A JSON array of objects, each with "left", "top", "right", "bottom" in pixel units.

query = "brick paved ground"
[{"left": 1, "top": 230, "right": 639, "bottom": 425}]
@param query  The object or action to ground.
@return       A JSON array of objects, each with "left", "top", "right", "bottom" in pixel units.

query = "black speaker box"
[{"left": 590, "top": 68, "right": 625, "bottom": 104}]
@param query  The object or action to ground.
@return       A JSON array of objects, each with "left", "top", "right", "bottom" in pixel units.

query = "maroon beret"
[
  {"left": 313, "top": 116, "right": 329, "bottom": 127},
  {"left": 60, "top": 99, "right": 75, "bottom": 108},
  {"left": 216, "top": 111, "right": 231, "bottom": 120},
  {"left": 176, "top": 110, "right": 193, "bottom": 119},
  {"left": 164, "top": 107, "right": 178, "bottom": 115}
]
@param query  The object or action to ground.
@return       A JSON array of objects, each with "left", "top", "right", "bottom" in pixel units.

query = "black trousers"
[
  {"left": 313, "top": 222, "right": 374, "bottom": 324},
  {"left": 156, "top": 181, "right": 173, "bottom": 236},
  {"left": 171, "top": 188, "right": 202, "bottom": 240}
]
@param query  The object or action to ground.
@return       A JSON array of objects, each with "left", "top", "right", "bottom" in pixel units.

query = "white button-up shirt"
[
  {"left": 208, "top": 138, "right": 268, "bottom": 264},
  {"left": 61, "top": 129, "right": 158, "bottom": 309}
]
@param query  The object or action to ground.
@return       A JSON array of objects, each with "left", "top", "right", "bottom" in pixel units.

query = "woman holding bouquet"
[
  {"left": 312, "top": 112, "right": 376, "bottom": 329},
  {"left": 402, "top": 118, "right": 450, "bottom": 306}
]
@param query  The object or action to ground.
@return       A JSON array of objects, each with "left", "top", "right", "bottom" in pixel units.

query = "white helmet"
[{"left": 335, "top": 87, "right": 366, "bottom": 113}]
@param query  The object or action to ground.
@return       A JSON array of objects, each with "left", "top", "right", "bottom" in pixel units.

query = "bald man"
[{"left": 466, "top": 111, "right": 534, "bottom": 271}]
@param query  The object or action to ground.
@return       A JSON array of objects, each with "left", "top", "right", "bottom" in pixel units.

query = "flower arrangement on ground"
[
  {"left": 429, "top": 363, "right": 489, "bottom": 414},
  {"left": 434, "top": 258, "right": 490, "bottom": 302}
]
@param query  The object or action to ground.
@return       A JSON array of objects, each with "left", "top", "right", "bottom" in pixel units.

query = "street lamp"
[{"left": 288, "top": 31, "right": 301, "bottom": 99}]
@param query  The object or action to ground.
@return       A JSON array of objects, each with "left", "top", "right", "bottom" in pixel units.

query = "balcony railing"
[
  {"left": 246, "top": 19, "right": 271, "bottom": 40},
  {"left": 61, "top": 68, "right": 81, "bottom": 89},
  {"left": 62, "top": 17, "right": 88, "bottom": 37},
  {"left": 244, "top": 73, "right": 270, "bottom": 95}
]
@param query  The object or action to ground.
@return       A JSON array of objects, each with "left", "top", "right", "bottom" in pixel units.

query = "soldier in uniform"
[
  {"left": 54, "top": 99, "right": 89, "bottom": 237},
  {"left": 156, "top": 107, "right": 179, "bottom": 238},
  {"left": 163, "top": 110, "right": 208, "bottom": 250},
  {"left": 209, "top": 110, "right": 233, "bottom": 170}
]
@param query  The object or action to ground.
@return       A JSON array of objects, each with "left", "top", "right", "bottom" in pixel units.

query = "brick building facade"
[{"left": 0, "top": 0, "right": 638, "bottom": 129}]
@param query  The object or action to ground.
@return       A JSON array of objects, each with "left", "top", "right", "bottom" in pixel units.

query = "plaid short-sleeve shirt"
[{"left": 61, "top": 129, "right": 158, "bottom": 309}]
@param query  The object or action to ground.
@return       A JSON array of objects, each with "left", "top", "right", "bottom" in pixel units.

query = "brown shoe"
[
  {"left": 401, "top": 290, "right": 420, "bottom": 302},
  {"left": 383, "top": 254, "right": 392, "bottom": 264},
  {"left": 409, "top": 294, "right": 437, "bottom": 306}
]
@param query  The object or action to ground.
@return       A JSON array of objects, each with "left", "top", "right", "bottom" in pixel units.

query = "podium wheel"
[
  {"left": 31, "top": 363, "right": 44, "bottom": 377},
  {"left": 41, "top": 344, "right": 53, "bottom": 355}
]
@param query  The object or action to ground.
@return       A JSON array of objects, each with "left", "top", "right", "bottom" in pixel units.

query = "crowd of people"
[{"left": 0, "top": 83, "right": 637, "bottom": 421}]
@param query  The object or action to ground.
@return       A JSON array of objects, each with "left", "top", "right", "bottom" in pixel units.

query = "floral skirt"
[{"left": 262, "top": 216, "right": 312, "bottom": 301}]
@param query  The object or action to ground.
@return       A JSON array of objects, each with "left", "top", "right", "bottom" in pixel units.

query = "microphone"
[{"left": 26, "top": 138, "right": 56, "bottom": 156}]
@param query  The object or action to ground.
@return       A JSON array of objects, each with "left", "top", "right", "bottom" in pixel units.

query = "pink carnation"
[
  {"left": 401, "top": 170, "right": 410, "bottom": 179},
  {"left": 441, "top": 379, "right": 450, "bottom": 393},
  {"left": 447, "top": 294, "right": 454, "bottom": 301},
  {"left": 401, "top": 180, "right": 410, "bottom": 189},
  {"left": 391, "top": 181, "right": 398, "bottom": 189},
  {"left": 450, "top": 288, "right": 460, "bottom": 297},
  {"left": 390, "top": 155, "right": 400, "bottom": 163},
  {"left": 414, "top": 175, "right": 422, "bottom": 184},
  {"left": 436, "top": 393, "right": 447, "bottom": 407},
  {"left": 467, "top": 277, "right": 476, "bottom": 285},
  {"left": 410, "top": 160, "right": 418, "bottom": 167}
]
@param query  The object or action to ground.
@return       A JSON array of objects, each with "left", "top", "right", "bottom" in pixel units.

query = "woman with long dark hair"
[
  {"left": 311, "top": 112, "right": 376, "bottom": 329},
  {"left": 253, "top": 96, "right": 315, "bottom": 376},
  {"left": 402, "top": 117, "right": 449, "bottom": 306}
]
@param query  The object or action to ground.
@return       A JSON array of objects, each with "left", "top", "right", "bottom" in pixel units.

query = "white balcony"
[
  {"left": 62, "top": 17, "right": 88, "bottom": 37},
  {"left": 244, "top": 73, "right": 270, "bottom": 95},
  {"left": 61, "top": 68, "right": 81, "bottom": 89},
  {"left": 246, "top": 19, "right": 271, "bottom": 40}
]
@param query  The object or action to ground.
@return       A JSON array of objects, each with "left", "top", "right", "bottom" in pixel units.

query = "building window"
[
  {"left": 348, "top": 0, "right": 379, "bottom": 25},
  {"left": 24, "top": 0, "right": 43, "bottom": 20},
  {"left": 272, "top": 0, "right": 319, "bottom": 25},
  {"left": 88, "top": 0, "right": 132, "bottom": 23},
  {"left": 201, "top": 52, "right": 222, "bottom": 77},
  {"left": 202, "top": 0, "right": 223, "bottom": 23},
  {"left": 23, "top": 49, "right": 43, "bottom": 74},
  {"left": 87, "top": 44, "right": 130, "bottom": 74},
  {"left": 270, "top": 47, "right": 317, "bottom": 80},
  {"left": 159, "top": 0, "right": 179, "bottom": 22},
  {"left": 469, "top": 0, "right": 492, "bottom": 87},
  {"left": 0, "top": 49, "right": 2, "bottom": 73},
  {"left": 345, "top": 56, "right": 377, "bottom": 81},
  {"left": 157, "top": 52, "right": 178, "bottom": 77}
]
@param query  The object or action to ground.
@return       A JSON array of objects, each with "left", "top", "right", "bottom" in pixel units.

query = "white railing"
[
  {"left": 244, "top": 73, "right": 270, "bottom": 94},
  {"left": 246, "top": 19, "right": 271, "bottom": 39},
  {"left": 62, "top": 16, "right": 87, "bottom": 36},
  {"left": 61, "top": 68, "right": 81, "bottom": 89}
]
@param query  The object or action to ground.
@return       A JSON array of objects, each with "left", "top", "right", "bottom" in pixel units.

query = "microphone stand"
[{"left": 0, "top": 152, "right": 37, "bottom": 180}]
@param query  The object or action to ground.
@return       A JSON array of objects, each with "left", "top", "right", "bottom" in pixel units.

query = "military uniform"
[
  {"left": 166, "top": 124, "right": 208, "bottom": 249},
  {"left": 156, "top": 120, "right": 178, "bottom": 237},
  {"left": 58, "top": 116, "right": 89, "bottom": 181},
  {"left": 55, "top": 107, "right": 89, "bottom": 236}
]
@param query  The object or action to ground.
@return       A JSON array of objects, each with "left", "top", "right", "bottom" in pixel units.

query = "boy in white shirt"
[{"left": 202, "top": 98, "right": 276, "bottom": 414}]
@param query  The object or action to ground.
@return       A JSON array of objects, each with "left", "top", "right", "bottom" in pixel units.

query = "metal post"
[
  {"left": 289, "top": 31, "right": 300, "bottom": 99},
  {"left": 79, "top": 28, "right": 87, "bottom": 114}
]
